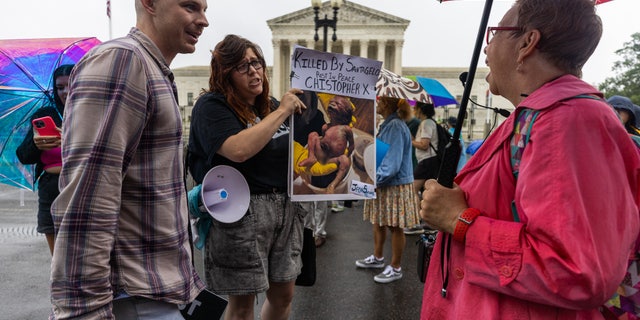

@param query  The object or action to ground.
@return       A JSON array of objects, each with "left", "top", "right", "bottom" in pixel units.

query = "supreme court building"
[{"left": 174, "top": 1, "right": 511, "bottom": 142}]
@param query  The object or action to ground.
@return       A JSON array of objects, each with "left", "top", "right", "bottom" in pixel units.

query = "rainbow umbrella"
[
  {"left": 407, "top": 76, "right": 458, "bottom": 107},
  {"left": 0, "top": 37, "right": 101, "bottom": 190}
]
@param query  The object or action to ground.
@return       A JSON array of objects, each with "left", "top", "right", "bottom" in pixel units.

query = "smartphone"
[{"left": 32, "top": 116, "right": 60, "bottom": 137}]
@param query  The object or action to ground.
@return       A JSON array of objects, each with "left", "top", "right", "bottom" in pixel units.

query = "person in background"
[
  {"left": 16, "top": 64, "right": 73, "bottom": 255},
  {"left": 608, "top": 95, "right": 640, "bottom": 136},
  {"left": 304, "top": 201, "right": 329, "bottom": 247},
  {"left": 187, "top": 34, "right": 306, "bottom": 320},
  {"left": 400, "top": 101, "right": 423, "bottom": 229},
  {"left": 446, "top": 116, "right": 467, "bottom": 173},
  {"left": 331, "top": 200, "right": 345, "bottom": 212},
  {"left": 402, "top": 103, "right": 423, "bottom": 232},
  {"left": 355, "top": 96, "right": 419, "bottom": 283},
  {"left": 404, "top": 103, "right": 421, "bottom": 169},
  {"left": 411, "top": 102, "right": 439, "bottom": 207},
  {"left": 49, "top": 0, "right": 209, "bottom": 318},
  {"left": 419, "top": 0, "right": 640, "bottom": 318}
]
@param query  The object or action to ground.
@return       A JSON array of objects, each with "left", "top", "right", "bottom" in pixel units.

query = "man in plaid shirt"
[{"left": 50, "top": 0, "right": 209, "bottom": 318}]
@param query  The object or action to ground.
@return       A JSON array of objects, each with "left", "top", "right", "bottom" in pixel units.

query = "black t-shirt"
[{"left": 187, "top": 92, "right": 289, "bottom": 193}]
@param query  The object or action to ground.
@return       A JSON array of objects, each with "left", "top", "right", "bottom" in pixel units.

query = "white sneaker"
[
  {"left": 374, "top": 265, "right": 403, "bottom": 283},
  {"left": 355, "top": 255, "right": 385, "bottom": 268},
  {"left": 331, "top": 204, "right": 345, "bottom": 212}
]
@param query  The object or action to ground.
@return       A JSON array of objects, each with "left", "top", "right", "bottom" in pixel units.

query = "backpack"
[
  {"left": 429, "top": 118, "right": 452, "bottom": 159},
  {"left": 632, "top": 134, "right": 640, "bottom": 152},
  {"left": 509, "top": 95, "right": 640, "bottom": 319}
]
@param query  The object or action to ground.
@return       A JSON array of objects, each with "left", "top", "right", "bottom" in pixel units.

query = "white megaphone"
[{"left": 200, "top": 165, "right": 250, "bottom": 223}]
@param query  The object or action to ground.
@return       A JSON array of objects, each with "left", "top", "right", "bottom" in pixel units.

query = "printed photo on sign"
[{"left": 289, "top": 46, "right": 382, "bottom": 202}]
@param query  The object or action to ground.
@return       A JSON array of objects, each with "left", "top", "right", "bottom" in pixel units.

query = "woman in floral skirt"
[{"left": 355, "top": 96, "right": 419, "bottom": 283}]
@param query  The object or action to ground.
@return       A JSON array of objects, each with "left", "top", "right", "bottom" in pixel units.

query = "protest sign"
[
  {"left": 289, "top": 46, "right": 382, "bottom": 201},
  {"left": 290, "top": 46, "right": 380, "bottom": 101}
]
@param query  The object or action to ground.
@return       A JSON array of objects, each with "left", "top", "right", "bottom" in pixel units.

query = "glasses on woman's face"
[
  {"left": 486, "top": 26, "right": 522, "bottom": 45},
  {"left": 235, "top": 59, "right": 263, "bottom": 74}
]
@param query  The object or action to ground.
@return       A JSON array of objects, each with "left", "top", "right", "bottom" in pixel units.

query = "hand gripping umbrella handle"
[{"left": 436, "top": 137, "right": 462, "bottom": 188}]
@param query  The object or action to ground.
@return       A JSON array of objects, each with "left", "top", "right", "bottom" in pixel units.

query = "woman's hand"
[
  {"left": 33, "top": 127, "right": 62, "bottom": 150},
  {"left": 420, "top": 179, "right": 468, "bottom": 234},
  {"left": 279, "top": 88, "right": 306, "bottom": 115},
  {"left": 217, "top": 89, "right": 306, "bottom": 163}
]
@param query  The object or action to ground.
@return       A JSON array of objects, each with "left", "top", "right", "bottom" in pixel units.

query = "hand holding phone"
[
  {"left": 32, "top": 116, "right": 61, "bottom": 138},
  {"left": 31, "top": 116, "right": 60, "bottom": 137}
]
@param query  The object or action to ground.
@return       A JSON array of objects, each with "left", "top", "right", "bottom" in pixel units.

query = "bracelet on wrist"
[{"left": 452, "top": 208, "right": 481, "bottom": 242}]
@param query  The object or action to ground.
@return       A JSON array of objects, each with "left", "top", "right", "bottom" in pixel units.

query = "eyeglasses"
[
  {"left": 235, "top": 59, "right": 263, "bottom": 74},
  {"left": 486, "top": 26, "right": 522, "bottom": 45}
]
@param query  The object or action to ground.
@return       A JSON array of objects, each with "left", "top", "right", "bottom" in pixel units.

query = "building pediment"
[{"left": 267, "top": 1, "right": 410, "bottom": 28}]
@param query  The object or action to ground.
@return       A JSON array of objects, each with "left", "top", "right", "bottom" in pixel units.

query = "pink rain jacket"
[{"left": 421, "top": 75, "right": 640, "bottom": 319}]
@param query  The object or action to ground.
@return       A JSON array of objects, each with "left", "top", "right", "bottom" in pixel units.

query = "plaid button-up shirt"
[{"left": 50, "top": 28, "right": 204, "bottom": 319}]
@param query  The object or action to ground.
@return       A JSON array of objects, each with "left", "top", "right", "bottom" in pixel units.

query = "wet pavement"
[
  {"left": 0, "top": 185, "right": 51, "bottom": 319},
  {"left": 0, "top": 185, "right": 424, "bottom": 319}
]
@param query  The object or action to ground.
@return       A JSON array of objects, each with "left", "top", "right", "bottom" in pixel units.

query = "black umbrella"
[{"left": 435, "top": 0, "right": 494, "bottom": 187}]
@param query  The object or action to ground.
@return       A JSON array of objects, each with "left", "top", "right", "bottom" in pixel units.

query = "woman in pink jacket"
[{"left": 419, "top": 0, "right": 640, "bottom": 318}]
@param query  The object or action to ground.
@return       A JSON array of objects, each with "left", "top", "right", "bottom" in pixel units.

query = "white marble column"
[
  {"left": 272, "top": 39, "right": 282, "bottom": 97},
  {"left": 393, "top": 40, "right": 403, "bottom": 74},
  {"left": 342, "top": 39, "right": 352, "bottom": 56},
  {"left": 377, "top": 39, "right": 386, "bottom": 67},
  {"left": 359, "top": 40, "right": 369, "bottom": 58},
  {"left": 285, "top": 40, "right": 299, "bottom": 91}
]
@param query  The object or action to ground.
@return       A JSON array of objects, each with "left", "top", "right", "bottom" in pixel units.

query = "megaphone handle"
[{"left": 202, "top": 188, "right": 228, "bottom": 207}]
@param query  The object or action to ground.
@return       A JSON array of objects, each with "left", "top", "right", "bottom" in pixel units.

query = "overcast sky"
[{"left": 1, "top": 0, "right": 637, "bottom": 86}]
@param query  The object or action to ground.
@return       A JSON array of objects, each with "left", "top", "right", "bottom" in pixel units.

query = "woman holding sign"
[{"left": 187, "top": 34, "right": 306, "bottom": 320}]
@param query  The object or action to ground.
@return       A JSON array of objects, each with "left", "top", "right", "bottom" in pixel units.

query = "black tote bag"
[{"left": 295, "top": 227, "right": 317, "bottom": 286}]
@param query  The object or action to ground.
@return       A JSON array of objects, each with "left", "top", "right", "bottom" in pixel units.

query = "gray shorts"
[{"left": 204, "top": 192, "right": 306, "bottom": 296}]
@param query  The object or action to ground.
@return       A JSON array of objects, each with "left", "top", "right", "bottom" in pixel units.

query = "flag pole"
[{"left": 107, "top": 0, "right": 113, "bottom": 40}]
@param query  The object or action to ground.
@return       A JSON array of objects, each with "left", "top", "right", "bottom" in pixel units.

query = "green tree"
[{"left": 598, "top": 32, "right": 640, "bottom": 104}]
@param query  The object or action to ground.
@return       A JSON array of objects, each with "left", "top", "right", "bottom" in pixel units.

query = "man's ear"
[{"left": 140, "top": 0, "right": 156, "bottom": 14}]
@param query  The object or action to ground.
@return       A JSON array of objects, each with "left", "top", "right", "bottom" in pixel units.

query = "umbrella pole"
[{"left": 437, "top": 0, "right": 494, "bottom": 188}]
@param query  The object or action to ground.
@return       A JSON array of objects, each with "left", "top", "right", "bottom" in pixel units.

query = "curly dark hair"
[
  {"left": 205, "top": 34, "right": 272, "bottom": 125},
  {"left": 416, "top": 102, "right": 435, "bottom": 119}
]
